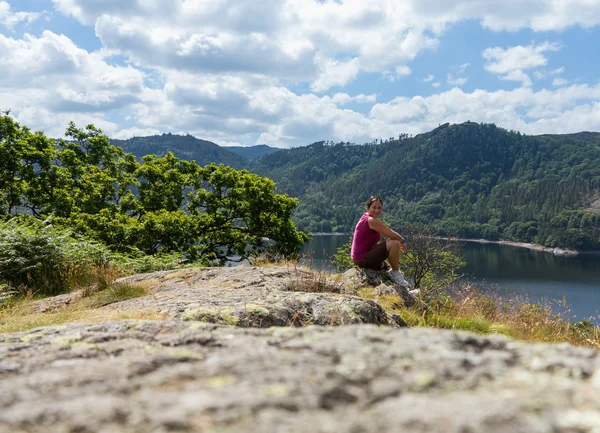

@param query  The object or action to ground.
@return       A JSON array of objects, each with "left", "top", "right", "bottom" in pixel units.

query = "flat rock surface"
[
  {"left": 1, "top": 321, "right": 600, "bottom": 433},
  {"left": 106, "top": 266, "right": 404, "bottom": 327}
]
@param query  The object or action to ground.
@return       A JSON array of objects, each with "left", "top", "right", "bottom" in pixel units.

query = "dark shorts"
[{"left": 356, "top": 241, "right": 389, "bottom": 270}]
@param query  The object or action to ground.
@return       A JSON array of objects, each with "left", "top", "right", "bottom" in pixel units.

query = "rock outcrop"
[
  {"left": 101, "top": 266, "right": 407, "bottom": 327},
  {"left": 339, "top": 267, "right": 422, "bottom": 307},
  {"left": 3, "top": 266, "right": 600, "bottom": 432},
  {"left": 1, "top": 321, "right": 600, "bottom": 433}
]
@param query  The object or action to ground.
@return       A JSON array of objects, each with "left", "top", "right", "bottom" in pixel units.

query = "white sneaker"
[
  {"left": 409, "top": 289, "right": 420, "bottom": 296},
  {"left": 386, "top": 270, "right": 410, "bottom": 288}
]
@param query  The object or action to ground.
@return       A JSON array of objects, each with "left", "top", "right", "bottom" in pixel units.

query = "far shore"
[{"left": 309, "top": 232, "right": 600, "bottom": 256}]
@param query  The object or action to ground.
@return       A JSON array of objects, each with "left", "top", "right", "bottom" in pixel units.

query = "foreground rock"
[
  {"left": 1, "top": 321, "right": 599, "bottom": 432},
  {"left": 107, "top": 266, "right": 406, "bottom": 327}
]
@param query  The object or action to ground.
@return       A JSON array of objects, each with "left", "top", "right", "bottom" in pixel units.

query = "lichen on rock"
[
  {"left": 105, "top": 266, "right": 406, "bottom": 328},
  {"left": 1, "top": 321, "right": 600, "bottom": 433}
]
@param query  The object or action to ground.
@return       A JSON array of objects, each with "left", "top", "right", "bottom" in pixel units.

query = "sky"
[{"left": 1, "top": 0, "right": 600, "bottom": 148}]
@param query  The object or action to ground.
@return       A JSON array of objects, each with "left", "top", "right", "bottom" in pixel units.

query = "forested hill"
[
  {"left": 111, "top": 134, "right": 246, "bottom": 168},
  {"left": 248, "top": 122, "right": 600, "bottom": 250},
  {"left": 225, "top": 144, "right": 280, "bottom": 159}
]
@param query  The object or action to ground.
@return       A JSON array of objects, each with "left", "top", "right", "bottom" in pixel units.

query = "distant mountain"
[
  {"left": 225, "top": 144, "right": 280, "bottom": 159},
  {"left": 111, "top": 134, "right": 246, "bottom": 169},
  {"left": 248, "top": 122, "right": 600, "bottom": 250}
]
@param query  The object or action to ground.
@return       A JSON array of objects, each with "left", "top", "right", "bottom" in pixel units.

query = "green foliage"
[
  {"left": 0, "top": 113, "right": 308, "bottom": 266},
  {"left": 331, "top": 239, "right": 355, "bottom": 271},
  {"left": 331, "top": 228, "right": 465, "bottom": 296},
  {"left": 250, "top": 122, "right": 600, "bottom": 250},
  {"left": 398, "top": 227, "right": 466, "bottom": 297},
  {"left": 0, "top": 216, "right": 114, "bottom": 296}
]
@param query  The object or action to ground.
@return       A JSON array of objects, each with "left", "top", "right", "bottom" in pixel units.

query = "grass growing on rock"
[
  {"left": 0, "top": 282, "right": 163, "bottom": 334},
  {"left": 299, "top": 267, "right": 600, "bottom": 348},
  {"left": 359, "top": 282, "right": 600, "bottom": 349}
]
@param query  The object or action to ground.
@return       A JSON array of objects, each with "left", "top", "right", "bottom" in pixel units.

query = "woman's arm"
[{"left": 367, "top": 217, "right": 404, "bottom": 242}]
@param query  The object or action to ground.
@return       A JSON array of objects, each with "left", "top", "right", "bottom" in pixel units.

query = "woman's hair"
[{"left": 365, "top": 196, "right": 383, "bottom": 211}]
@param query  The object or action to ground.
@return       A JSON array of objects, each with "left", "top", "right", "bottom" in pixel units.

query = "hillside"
[
  {"left": 225, "top": 144, "right": 280, "bottom": 159},
  {"left": 111, "top": 134, "right": 246, "bottom": 168},
  {"left": 249, "top": 122, "right": 600, "bottom": 250}
]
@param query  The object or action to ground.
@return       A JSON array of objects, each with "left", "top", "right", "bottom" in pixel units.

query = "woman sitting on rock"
[{"left": 350, "top": 196, "right": 417, "bottom": 293}]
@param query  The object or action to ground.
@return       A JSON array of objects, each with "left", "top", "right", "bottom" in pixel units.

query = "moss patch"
[
  {"left": 244, "top": 304, "right": 270, "bottom": 317},
  {"left": 182, "top": 307, "right": 219, "bottom": 322}
]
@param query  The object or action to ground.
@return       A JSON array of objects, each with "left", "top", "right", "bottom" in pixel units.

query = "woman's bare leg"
[{"left": 386, "top": 239, "right": 401, "bottom": 271}]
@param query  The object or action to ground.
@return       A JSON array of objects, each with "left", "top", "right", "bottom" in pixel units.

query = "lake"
[{"left": 300, "top": 234, "right": 600, "bottom": 323}]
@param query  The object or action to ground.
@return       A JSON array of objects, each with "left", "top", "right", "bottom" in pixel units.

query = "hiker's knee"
[{"left": 387, "top": 239, "right": 400, "bottom": 250}]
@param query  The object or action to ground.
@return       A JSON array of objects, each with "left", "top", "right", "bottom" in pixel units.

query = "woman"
[{"left": 350, "top": 196, "right": 414, "bottom": 290}]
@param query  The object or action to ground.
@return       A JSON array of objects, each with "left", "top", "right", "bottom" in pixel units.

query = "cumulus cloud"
[
  {"left": 483, "top": 41, "right": 561, "bottom": 86},
  {"left": 369, "top": 84, "right": 600, "bottom": 137},
  {"left": 328, "top": 93, "right": 377, "bottom": 105},
  {"left": 1, "top": 0, "right": 597, "bottom": 146},
  {"left": 46, "top": 0, "right": 599, "bottom": 93},
  {"left": 0, "top": 1, "right": 41, "bottom": 29},
  {"left": 410, "top": 0, "right": 600, "bottom": 31},
  {"left": 0, "top": 30, "right": 147, "bottom": 136},
  {"left": 311, "top": 56, "right": 361, "bottom": 92}
]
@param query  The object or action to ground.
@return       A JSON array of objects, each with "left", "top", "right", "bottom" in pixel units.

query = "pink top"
[{"left": 350, "top": 213, "right": 381, "bottom": 263}]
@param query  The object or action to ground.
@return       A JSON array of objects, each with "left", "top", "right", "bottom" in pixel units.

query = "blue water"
[{"left": 300, "top": 235, "right": 600, "bottom": 323}]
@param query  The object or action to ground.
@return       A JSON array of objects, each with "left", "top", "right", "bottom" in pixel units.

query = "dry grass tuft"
[
  {"left": 285, "top": 265, "right": 342, "bottom": 294},
  {"left": 391, "top": 282, "right": 600, "bottom": 349},
  {"left": 0, "top": 282, "right": 161, "bottom": 334}
]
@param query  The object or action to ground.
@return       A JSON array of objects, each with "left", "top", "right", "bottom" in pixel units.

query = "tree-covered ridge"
[
  {"left": 0, "top": 113, "right": 308, "bottom": 264},
  {"left": 249, "top": 122, "right": 600, "bottom": 250},
  {"left": 225, "top": 144, "right": 280, "bottom": 160},
  {"left": 111, "top": 134, "right": 247, "bottom": 169}
]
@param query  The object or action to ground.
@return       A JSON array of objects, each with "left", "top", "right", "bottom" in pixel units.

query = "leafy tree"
[
  {"left": 0, "top": 113, "right": 308, "bottom": 265},
  {"left": 398, "top": 226, "right": 465, "bottom": 298}
]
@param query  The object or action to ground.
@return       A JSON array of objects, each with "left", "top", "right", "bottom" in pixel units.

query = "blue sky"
[{"left": 1, "top": 0, "right": 600, "bottom": 147}]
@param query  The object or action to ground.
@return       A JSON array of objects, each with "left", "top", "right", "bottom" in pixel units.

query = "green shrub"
[
  {"left": 0, "top": 216, "right": 110, "bottom": 296},
  {"left": 331, "top": 239, "right": 355, "bottom": 271},
  {"left": 0, "top": 216, "right": 191, "bottom": 298}
]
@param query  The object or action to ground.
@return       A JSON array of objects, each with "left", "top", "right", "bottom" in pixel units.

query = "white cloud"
[
  {"left": 367, "top": 84, "right": 600, "bottom": 140},
  {"left": 454, "top": 63, "right": 470, "bottom": 73},
  {"left": 534, "top": 66, "right": 566, "bottom": 79},
  {"left": 552, "top": 77, "right": 569, "bottom": 87},
  {"left": 311, "top": 56, "right": 361, "bottom": 92},
  {"left": 355, "top": 93, "right": 377, "bottom": 103},
  {"left": 503, "top": 70, "right": 533, "bottom": 87},
  {"left": 410, "top": 0, "right": 600, "bottom": 31},
  {"left": 483, "top": 41, "right": 561, "bottom": 86},
  {"left": 483, "top": 41, "right": 561, "bottom": 73},
  {"left": 45, "top": 0, "right": 599, "bottom": 94},
  {"left": 395, "top": 66, "right": 412, "bottom": 77},
  {"left": 52, "top": 0, "right": 439, "bottom": 91},
  {"left": 112, "top": 127, "right": 162, "bottom": 139},
  {"left": 328, "top": 93, "right": 377, "bottom": 105},
  {"left": 0, "top": 31, "right": 147, "bottom": 137},
  {"left": 447, "top": 74, "right": 468, "bottom": 87},
  {"left": 1, "top": 0, "right": 597, "bottom": 146},
  {"left": 0, "top": 1, "right": 41, "bottom": 29}
]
